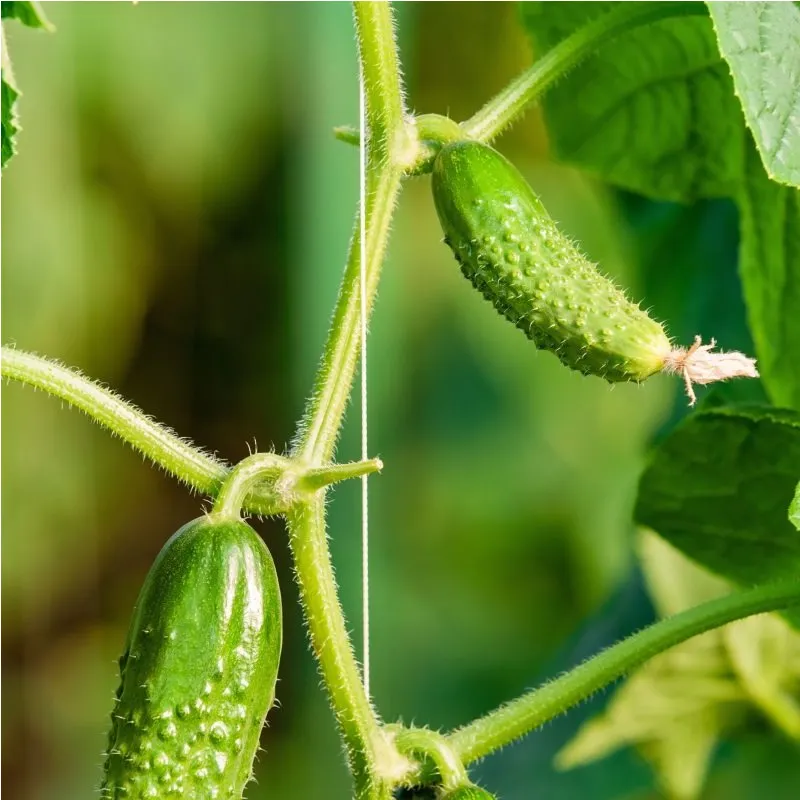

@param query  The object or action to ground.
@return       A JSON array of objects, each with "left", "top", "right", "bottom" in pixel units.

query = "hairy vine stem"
[
  {"left": 445, "top": 579, "right": 800, "bottom": 765},
  {"left": 285, "top": 3, "right": 410, "bottom": 798},
  {"left": 293, "top": 167, "right": 402, "bottom": 467},
  {"left": 213, "top": 453, "right": 290, "bottom": 519},
  {"left": 1, "top": 347, "right": 381, "bottom": 517},
  {"left": 292, "top": 4, "right": 407, "bottom": 468},
  {"left": 391, "top": 726, "right": 468, "bottom": 792},
  {"left": 0, "top": 346, "right": 262, "bottom": 504}
]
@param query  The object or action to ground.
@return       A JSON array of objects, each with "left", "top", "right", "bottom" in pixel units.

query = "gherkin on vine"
[
  {"left": 431, "top": 141, "right": 758, "bottom": 404},
  {"left": 102, "top": 515, "right": 282, "bottom": 799}
]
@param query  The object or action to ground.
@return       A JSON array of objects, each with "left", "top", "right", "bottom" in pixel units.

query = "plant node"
[{"left": 389, "top": 725, "right": 469, "bottom": 793}]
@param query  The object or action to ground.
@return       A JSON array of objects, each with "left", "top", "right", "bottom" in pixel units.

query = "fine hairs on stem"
[{"left": 359, "top": 39, "right": 372, "bottom": 698}]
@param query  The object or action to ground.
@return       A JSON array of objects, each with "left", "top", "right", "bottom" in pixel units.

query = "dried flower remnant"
[{"left": 663, "top": 336, "right": 759, "bottom": 406}]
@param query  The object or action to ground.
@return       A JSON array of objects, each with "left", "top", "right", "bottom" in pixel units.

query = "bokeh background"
[{"left": 1, "top": 3, "right": 789, "bottom": 799}]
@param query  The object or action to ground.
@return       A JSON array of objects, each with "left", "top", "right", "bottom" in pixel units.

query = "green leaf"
[
  {"left": 737, "top": 139, "right": 800, "bottom": 411},
  {"left": 1, "top": 75, "right": 18, "bottom": 167},
  {"left": 791, "top": 482, "right": 800, "bottom": 531},
  {"left": 635, "top": 405, "right": 800, "bottom": 626},
  {"left": 706, "top": 2, "right": 800, "bottom": 189},
  {"left": 1, "top": 24, "right": 20, "bottom": 168},
  {"left": 521, "top": 2, "right": 745, "bottom": 202},
  {"left": 637, "top": 710, "right": 725, "bottom": 800},
  {"left": 1, "top": 1, "right": 52, "bottom": 30}
]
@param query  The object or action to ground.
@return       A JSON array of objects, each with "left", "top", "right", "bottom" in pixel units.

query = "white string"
[{"left": 358, "top": 62, "right": 370, "bottom": 697}]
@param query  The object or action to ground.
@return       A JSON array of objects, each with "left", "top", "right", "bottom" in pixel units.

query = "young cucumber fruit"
[
  {"left": 102, "top": 515, "right": 282, "bottom": 799},
  {"left": 432, "top": 141, "right": 672, "bottom": 383}
]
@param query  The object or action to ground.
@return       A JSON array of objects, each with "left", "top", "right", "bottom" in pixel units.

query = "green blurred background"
[{"left": 2, "top": 3, "right": 787, "bottom": 799}]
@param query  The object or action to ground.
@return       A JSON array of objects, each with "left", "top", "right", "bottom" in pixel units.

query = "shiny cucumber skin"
[
  {"left": 432, "top": 141, "right": 671, "bottom": 383},
  {"left": 102, "top": 516, "right": 282, "bottom": 799}
]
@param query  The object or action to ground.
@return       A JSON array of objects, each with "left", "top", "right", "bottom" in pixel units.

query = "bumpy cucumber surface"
[
  {"left": 102, "top": 516, "right": 282, "bottom": 799},
  {"left": 432, "top": 141, "right": 671, "bottom": 383}
]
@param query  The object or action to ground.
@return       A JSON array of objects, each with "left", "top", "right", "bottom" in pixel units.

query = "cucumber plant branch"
[
  {"left": 445, "top": 578, "right": 800, "bottom": 765},
  {"left": 284, "top": 3, "right": 411, "bottom": 798},
  {"left": 294, "top": 1, "right": 407, "bottom": 467},
  {"left": 0, "top": 346, "right": 248, "bottom": 503},
  {"left": 0, "top": 346, "right": 378, "bottom": 517}
]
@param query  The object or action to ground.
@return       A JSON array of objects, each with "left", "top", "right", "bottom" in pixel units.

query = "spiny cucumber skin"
[
  {"left": 432, "top": 141, "right": 671, "bottom": 383},
  {"left": 102, "top": 516, "right": 282, "bottom": 799}
]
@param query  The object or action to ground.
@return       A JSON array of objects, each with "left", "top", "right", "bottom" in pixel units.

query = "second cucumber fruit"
[{"left": 102, "top": 515, "right": 282, "bottom": 799}]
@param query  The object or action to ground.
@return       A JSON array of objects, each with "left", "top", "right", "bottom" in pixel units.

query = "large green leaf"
[
  {"left": 707, "top": 2, "right": 800, "bottom": 189},
  {"left": 635, "top": 406, "right": 800, "bottom": 620},
  {"left": 737, "top": 138, "right": 800, "bottom": 411},
  {"left": 521, "top": 2, "right": 745, "bottom": 202}
]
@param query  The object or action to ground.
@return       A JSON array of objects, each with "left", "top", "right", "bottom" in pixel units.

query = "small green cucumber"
[
  {"left": 102, "top": 515, "right": 282, "bottom": 799},
  {"left": 432, "top": 141, "right": 672, "bottom": 383}
]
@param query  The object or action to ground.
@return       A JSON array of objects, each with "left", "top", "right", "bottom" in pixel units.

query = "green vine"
[
  {"left": 0, "top": 346, "right": 381, "bottom": 520},
  {"left": 0, "top": 345, "right": 246, "bottom": 504},
  {"left": 446, "top": 578, "right": 800, "bottom": 765}
]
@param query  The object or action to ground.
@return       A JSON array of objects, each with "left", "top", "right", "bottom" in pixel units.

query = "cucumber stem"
[
  {"left": 391, "top": 726, "right": 468, "bottom": 792},
  {"left": 213, "top": 453, "right": 289, "bottom": 519},
  {"left": 286, "top": 498, "right": 410, "bottom": 800},
  {"left": 288, "top": 4, "right": 411, "bottom": 797},
  {"left": 353, "top": 1, "right": 412, "bottom": 166},
  {"left": 0, "top": 346, "right": 290, "bottom": 513}
]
